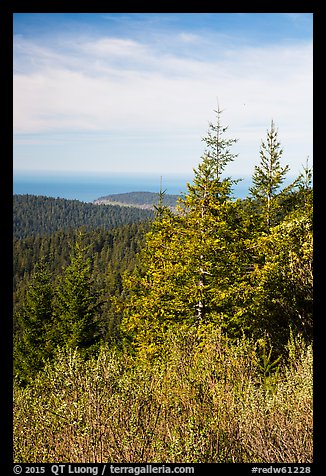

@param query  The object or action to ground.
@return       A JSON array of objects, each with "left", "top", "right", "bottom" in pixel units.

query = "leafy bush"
[{"left": 13, "top": 327, "right": 312, "bottom": 463}]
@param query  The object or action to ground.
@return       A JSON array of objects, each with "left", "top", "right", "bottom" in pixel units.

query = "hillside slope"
[
  {"left": 14, "top": 194, "right": 153, "bottom": 238},
  {"left": 93, "top": 191, "right": 180, "bottom": 209}
]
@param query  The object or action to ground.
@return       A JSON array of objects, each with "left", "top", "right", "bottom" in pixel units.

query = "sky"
[{"left": 13, "top": 13, "right": 313, "bottom": 180}]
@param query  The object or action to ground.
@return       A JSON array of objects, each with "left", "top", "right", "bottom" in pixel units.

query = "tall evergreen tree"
[
  {"left": 235, "top": 147, "right": 313, "bottom": 351},
  {"left": 180, "top": 106, "right": 239, "bottom": 322},
  {"left": 249, "top": 120, "right": 296, "bottom": 230},
  {"left": 53, "top": 233, "right": 102, "bottom": 356},
  {"left": 118, "top": 111, "right": 313, "bottom": 357},
  {"left": 14, "top": 258, "right": 55, "bottom": 384},
  {"left": 120, "top": 107, "right": 245, "bottom": 355}
]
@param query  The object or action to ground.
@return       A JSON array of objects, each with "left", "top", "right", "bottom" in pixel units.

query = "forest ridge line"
[{"left": 92, "top": 191, "right": 180, "bottom": 210}]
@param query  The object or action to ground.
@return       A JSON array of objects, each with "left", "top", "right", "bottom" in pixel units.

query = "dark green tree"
[
  {"left": 14, "top": 258, "right": 55, "bottom": 384},
  {"left": 53, "top": 233, "right": 102, "bottom": 356}
]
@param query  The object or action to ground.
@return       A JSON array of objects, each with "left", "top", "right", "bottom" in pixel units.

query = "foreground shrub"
[{"left": 13, "top": 328, "right": 312, "bottom": 463}]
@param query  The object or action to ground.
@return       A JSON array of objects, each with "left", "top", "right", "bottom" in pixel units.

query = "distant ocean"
[{"left": 13, "top": 173, "right": 252, "bottom": 203}]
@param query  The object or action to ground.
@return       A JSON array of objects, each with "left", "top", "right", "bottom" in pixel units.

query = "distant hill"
[
  {"left": 93, "top": 191, "right": 180, "bottom": 210},
  {"left": 14, "top": 194, "right": 154, "bottom": 238}
]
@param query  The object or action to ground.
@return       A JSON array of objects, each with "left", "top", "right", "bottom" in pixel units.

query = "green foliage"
[
  {"left": 116, "top": 110, "right": 313, "bottom": 360},
  {"left": 95, "top": 191, "right": 179, "bottom": 208},
  {"left": 249, "top": 120, "right": 300, "bottom": 230},
  {"left": 119, "top": 108, "right": 247, "bottom": 356},
  {"left": 14, "top": 258, "right": 56, "bottom": 385},
  {"left": 14, "top": 231, "right": 124, "bottom": 382},
  {"left": 13, "top": 194, "right": 153, "bottom": 238},
  {"left": 13, "top": 223, "right": 149, "bottom": 349},
  {"left": 200, "top": 105, "right": 238, "bottom": 180},
  {"left": 13, "top": 329, "right": 313, "bottom": 463},
  {"left": 13, "top": 107, "right": 313, "bottom": 463},
  {"left": 53, "top": 234, "right": 102, "bottom": 355},
  {"left": 237, "top": 204, "right": 313, "bottom": 352}
]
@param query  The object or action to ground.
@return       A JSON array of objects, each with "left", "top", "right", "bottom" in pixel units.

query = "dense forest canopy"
[
  {"left": 93, "top": 191, "right": 179, "bottom": 208},
  {"left": 13, "top": 109, "right": 313, "bottom": 463},
  {"left": 13, "top": 194, "right": 154, "bottom": 238}
]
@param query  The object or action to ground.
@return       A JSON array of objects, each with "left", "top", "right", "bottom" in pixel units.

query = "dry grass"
[{"left": 13, "top": 327, "right": 313, "bottom": 463}]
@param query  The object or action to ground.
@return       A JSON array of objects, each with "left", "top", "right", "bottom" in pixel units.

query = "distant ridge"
[
  {"left": 93, "top": 191, "right": 180, "bottom": 210},
  {"left": 13, "top": 194, "right": 154, "bottom": 238}
]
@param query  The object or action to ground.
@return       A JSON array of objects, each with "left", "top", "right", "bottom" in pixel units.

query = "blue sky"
[{"left": 13, "top": 13, "right": 313, "bottom": 179}]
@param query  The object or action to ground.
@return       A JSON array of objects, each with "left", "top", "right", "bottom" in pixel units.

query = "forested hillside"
[
  {"left": 13, "top": 223, "right": 149, "bottom": 354},
  {"left": 13, "top": 194, "right": 153, "bottom": 238},
  {"left": 93, "top": 191, "right": 179, "bottom": 209},
  {"left": 13, "top": 109, "right": 313, "bottom": 463}
]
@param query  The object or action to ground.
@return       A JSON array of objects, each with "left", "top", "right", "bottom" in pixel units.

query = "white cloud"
[
  {"left": 13, "top": 31, "right": 313, "bottom": 176},
  {"left": 178, "top": 32, "right": 201, "bottom": 43}
]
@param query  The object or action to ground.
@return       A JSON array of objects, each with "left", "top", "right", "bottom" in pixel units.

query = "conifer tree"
[
  {"left": 120, "top": 107, "right": 245, "bottom": 355},
  {"left": 297, "top": 157, "right": 313, "bottom": 210},
  {"left": 237, "top": 149, "right": 313, "bottom": 351},
  {"left": 119, "top": 182, "right": 182, "bottom": 355},
  {"left": 53, "top": 232, "right": 102, "bottom": 356},
  {"left": 120, "top": 111, "right": 313, "bottom": 357},
  {"left": 14, "top": 258, "right": 55, "bottom": 384},
  {"left": 238, "top": 204, "right": 313, "bottom": 352},
  {"left": 249, "top": 120, "right": 298, "bottom": 230},
  {"left": 180, "top": 106, "right": 239, "bottom": 322}
]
